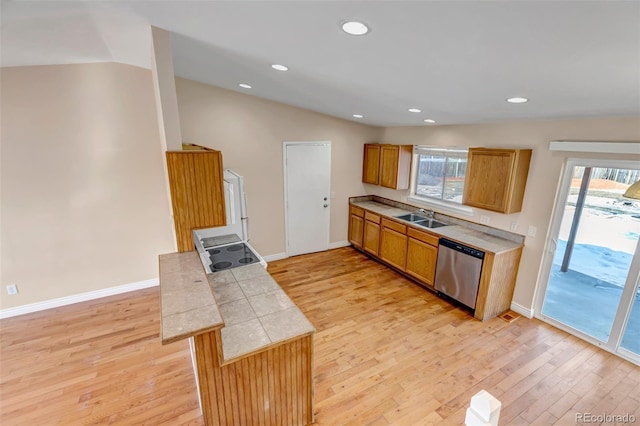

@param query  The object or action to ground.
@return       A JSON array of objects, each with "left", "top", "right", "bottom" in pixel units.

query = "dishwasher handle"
[{"left": 439, "top": 238, "right": 485, "bottom": 259}]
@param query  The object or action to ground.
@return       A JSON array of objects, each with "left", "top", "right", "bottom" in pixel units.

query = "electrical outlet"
[
  {"left": 510, "top": 222, "right": 518, "bottom": 232},
  {"left": 528, "top": 225, "right": 537, "bottom": 237},
  {"left": 6, "top": 284, "right": 18, "bottom": 295},
  {"left": 480, "top": 215, "right": 490, "bottom": 225}
]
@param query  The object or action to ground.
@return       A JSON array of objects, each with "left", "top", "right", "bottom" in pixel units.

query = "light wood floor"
[{"left": 1, "top": 247, "right": 639, "bottom": 425}]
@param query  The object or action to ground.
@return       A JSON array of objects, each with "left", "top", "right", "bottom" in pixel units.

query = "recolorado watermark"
[{"left": 576, "top": 412, "right": 637, "bottom": 423}]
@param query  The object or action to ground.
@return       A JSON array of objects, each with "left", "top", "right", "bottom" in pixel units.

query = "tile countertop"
[
  {"left": 208, "top": 263, "right": 315, "bottom": 363},
  {"left": 159, "top": 251, "right": 224, "bottom": 344},
  {"left": 351, "top": 200, "right": 523, "bottom": 254},
  {"left": 159, "top": 252, "right": 315, "bottom": 363}
]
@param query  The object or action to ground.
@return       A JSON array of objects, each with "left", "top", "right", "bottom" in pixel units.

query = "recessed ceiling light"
[
  {"left": 341, "top": 20, "right": 370, "bottom": 36},
  {"left": 271, "top": 64, "right": 289, "bottom": 72},
  {"left": 424, "top": 119, "right": 436, "bottom": 123},
  {"left": 239, "top": 83, "right": 252, "bottom": 89},
  {"left": 408, "top": 108, "right": 421, "bottom": 113},
  {"left": 353, "top": 114, "right": 363, "bottom": 118},
  {"left": 507, "top": 97, "right": 528, "bottom": 103}
]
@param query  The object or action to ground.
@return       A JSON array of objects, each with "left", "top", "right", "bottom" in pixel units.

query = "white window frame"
[{"left": 408, "top": 146, "right": 474, "bottom": 216}]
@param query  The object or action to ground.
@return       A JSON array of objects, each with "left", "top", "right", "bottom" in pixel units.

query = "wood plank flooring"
[{"left": 1, "top": 247, "right": 639, "bottom": 425}]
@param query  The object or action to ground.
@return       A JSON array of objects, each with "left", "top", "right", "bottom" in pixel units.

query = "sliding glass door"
[{"left": 537, "top": 159, "right": 640, "bottom": 365}]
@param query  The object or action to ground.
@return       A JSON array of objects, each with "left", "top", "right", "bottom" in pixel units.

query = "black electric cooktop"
[{"left": 207, "top": 243, "right": 259, "bottom": 272}]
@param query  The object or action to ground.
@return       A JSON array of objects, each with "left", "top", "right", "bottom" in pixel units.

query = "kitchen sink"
[
  {"left": 395, "top": 213, "right": 428, "bottom": 222},
  {"left": 414, "top": 219, "right": 448, "bottom": 229},
  {"left": 395, "top": 213, "right": 449, "bottom": 229}
]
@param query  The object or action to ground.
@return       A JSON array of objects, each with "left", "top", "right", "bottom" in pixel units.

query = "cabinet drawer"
[
  {"left": 350, "top": 205, "right": 364, "bottom": 217},
  {"left": 381, "top": 218, "right": 406, "bottom": 234},
  {"left": 407, "top": 227, "right": 439, "bottom": 246},
  {"left": 364, "top": 211, "right": 381, "bottom": 224}
]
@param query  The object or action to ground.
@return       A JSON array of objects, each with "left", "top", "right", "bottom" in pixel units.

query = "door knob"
[{"left": 324, "top": 204, "right": 329, "bottom": 208}]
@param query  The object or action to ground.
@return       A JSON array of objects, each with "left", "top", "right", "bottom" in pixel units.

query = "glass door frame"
[{"left": 534, "top": 157, "right": 640, "bottom": 366}]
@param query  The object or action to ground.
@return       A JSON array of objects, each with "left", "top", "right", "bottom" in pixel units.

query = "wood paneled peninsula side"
[
  {"left": 349, "top": 195, "right": 525, "bottom": 321},
  {"left": 159, "top": 251, "right": 315, "bottom": 426}
]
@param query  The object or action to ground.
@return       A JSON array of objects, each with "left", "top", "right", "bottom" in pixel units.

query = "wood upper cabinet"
[
  {"left": 362, "top": 144, "right": 381, "bottom": 184},
  {"left": 463, "top": 148, "right": 532, "bottom": 214},
  {"left": 363, "top": 211, "right": 381, "bottom": 256},
  {"left": 379, "top": 218, "right": 408, "bottom": 271},
  {"left": 362, "top": 144, "right": 412, "bottom": 190},
  {"left": 166, "top": 150, "right": 226, "bottom": 252},
  {"left": 348, "top": 206, "right": 365, "bottom": 248},
  {"left": 405, "top": 228, "right": 439, "bottom": 287}
]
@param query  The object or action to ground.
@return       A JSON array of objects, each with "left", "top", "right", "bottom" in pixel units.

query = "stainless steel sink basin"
[
  {"left": 395, "top": 213, "right": 449, "bottom": 229},
  {"left": 395, "top": 213, "right": 427, "bottom": 222},
  {"left": 414, "top": 219, "right": 448, "bottom": 229}
]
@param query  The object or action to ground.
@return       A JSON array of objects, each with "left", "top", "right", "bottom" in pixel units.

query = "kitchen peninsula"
[{"left": 159, "top": 251, "right": 315, "bottom": 426}]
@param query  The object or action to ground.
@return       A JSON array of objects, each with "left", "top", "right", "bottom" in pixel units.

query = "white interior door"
[{"left": 284, "top": 142, "right": 331, "bottom": 256}]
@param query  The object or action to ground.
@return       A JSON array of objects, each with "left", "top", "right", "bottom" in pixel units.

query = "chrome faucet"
[{"left": 418, "top": 208, "right": 435, "bottom": 219}]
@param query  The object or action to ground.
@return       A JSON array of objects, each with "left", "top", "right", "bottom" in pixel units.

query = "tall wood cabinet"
[
  {"left": 166, "top": 150, "right": 226, "bottom": 252},
  {"left": 362, "top": 144, "right": 412, "bottom": 190},
  {"left": 463, "top": 148, "right": 532, "bottom": 214}
]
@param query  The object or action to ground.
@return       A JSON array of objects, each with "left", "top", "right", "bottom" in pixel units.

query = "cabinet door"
[
  {"left": 463, "top": 148, "right": 531, "bottom": 213},
  {"left": 362, "top": 144, "right": 381, "bottom": 184},
  {"left": 379, "top": 145, "right": 400, "bottom": 188},
  {"left": 380, "top": 145, "right": 413, "bottom": 190},
  {"left": 463, "top": 149, "right": 514, "bottom": 212},
  {"left": 166, "top": 151, "right": 226, "bottom": 252},
  {"left": 363, "top": 220, "right": 380, "bottom": 256},
  {"left": 406, "top": 238, "right": 438, "bottom": 287},
  {"left": 349, "top": 214, "right": 364, "bottom": 248},
  {"left": 379, "top": 227, "right": 408, "bottom": 271}
]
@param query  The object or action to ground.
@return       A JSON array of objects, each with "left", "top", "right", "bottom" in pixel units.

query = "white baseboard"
[
  {"left": 510, "top": 301, "right": 534, "bottom": 318},
  {"left": 329, "top": 240, "right": 350, "bottom": 249},
  {"left": 0, "top": 278, "right": 159, "bottom": 320},
  {"left": 262, "top": 252, "right": 288, "bottom": 262}
]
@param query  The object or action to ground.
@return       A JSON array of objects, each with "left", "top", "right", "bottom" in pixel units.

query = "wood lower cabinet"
[
  {"left": 349, "top": 203, "right": 523, "bottom": 321},
  {"left": 363, "top": 211, "right": 381, "bottom": 256},
  {"left": 362, "top": 144, "right": 412, "bottom": 190},
  {"left": 166, "top": 150, "right": 226, "bottom": 252},
  {"left": 405, "top": 228, "right": 439, "bottom": 287},
  {"left": 463, "top": 148, "right": 532, "bottom": 214},
  {"left": 348, "top": 206, "right": 365, "bottom": 248},
  {"left": 379, "top": 218, "right": 408, "bottom": 270},
  {"left": 475, "top": 247, "right": 523, "bottom": 321}
]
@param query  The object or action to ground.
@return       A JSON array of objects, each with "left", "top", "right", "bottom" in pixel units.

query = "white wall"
[
  {"left": 1, "top": 63, "right": 176, "bottom": 309},
  {"left": 175, "top": 77, "right": 382, "bottom": 257}
]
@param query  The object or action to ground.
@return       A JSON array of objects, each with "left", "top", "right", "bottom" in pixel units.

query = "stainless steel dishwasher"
[{"left": 434, "top": 238, "right": 485, "bottom": 310}]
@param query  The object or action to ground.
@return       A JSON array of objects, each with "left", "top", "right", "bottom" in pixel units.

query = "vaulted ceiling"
[{"left": 2, "top": 1, "right": 639, "bottom": 126}]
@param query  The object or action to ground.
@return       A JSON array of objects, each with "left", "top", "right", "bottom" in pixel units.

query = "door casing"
[
  {"left": 283, "top": 141, "right": 332, "bottom": 257},
  {"left": 533, "top": 157, "right": 640, "bottom": 365}
]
